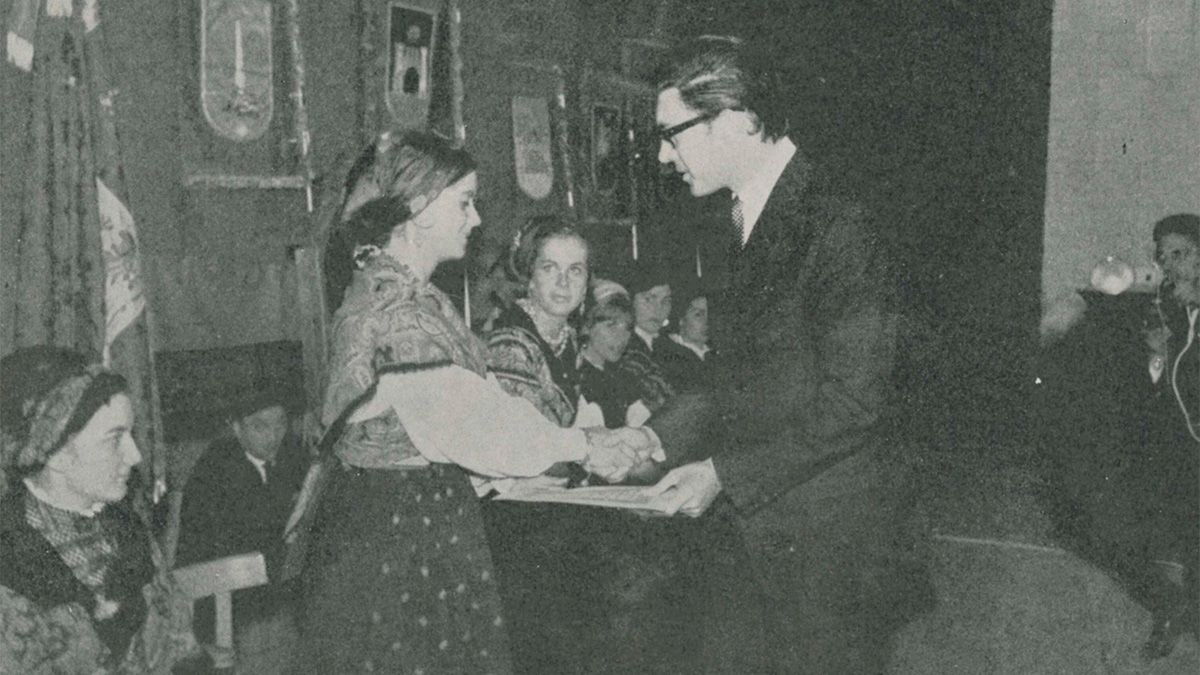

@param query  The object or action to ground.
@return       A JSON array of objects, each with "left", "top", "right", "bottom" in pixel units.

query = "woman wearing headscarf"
[
  {"left": 303, "top": 131, "right": 657, "bottom": 674},
  {"left": 0, "top": 346, "right": 202, "bottom": 674}
]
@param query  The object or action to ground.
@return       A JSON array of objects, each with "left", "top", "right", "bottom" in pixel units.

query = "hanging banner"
[
  {"left": 511, "top": 95, "right": 554, "bottom": 200},
  {"left": 385, "top": 2, "right": 438, "bottom": 129},
  {"left": 96, "top": 178, "right": 146, "bottom": 364},
  {"left": 200, "top": 0, "right": 274, "bottom": 142}
]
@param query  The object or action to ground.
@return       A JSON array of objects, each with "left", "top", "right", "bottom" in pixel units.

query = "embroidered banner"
[
  {"left": 511, "top": 95, "right": 554, "bottom": 200},
  {"left": 200, "top": 0, "right": 274, "bottom": 141}
]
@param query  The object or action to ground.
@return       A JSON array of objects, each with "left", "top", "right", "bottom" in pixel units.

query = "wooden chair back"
[{"left": 173, "top": 552, "right": 269, "bottom": 668}]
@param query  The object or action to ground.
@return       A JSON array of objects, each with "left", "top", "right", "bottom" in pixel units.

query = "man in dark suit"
[
  {"left": 647, "top": 36, "right": 908, "bottom": 674},
  {"left": 176, "top": 385, "right": 308, "bottom": 640}
]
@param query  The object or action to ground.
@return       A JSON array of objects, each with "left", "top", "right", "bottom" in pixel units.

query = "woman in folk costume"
[
  {"left": 481, "top": 216, "right": 612, "bottom": 671},
  {"left": 303, "top": 131, "right": 658, "bottom": 675},
  {"left": 0, "top": 347, "right": 202, "bottom": 674},
  {"left": 480, "top": 215, "right": 701, "bottom": 673}
]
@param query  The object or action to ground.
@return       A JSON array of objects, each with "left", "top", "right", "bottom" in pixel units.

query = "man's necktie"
[{"left": 731, "top": 198, "right": 746, "bottom": 248}]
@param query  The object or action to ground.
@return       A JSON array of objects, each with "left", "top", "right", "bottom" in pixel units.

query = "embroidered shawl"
[
  {"left": 485, "top": 304, "right": 580, "bottom": 428},
  {"left": 0, "top": 483, "right": 197, "bottom": 673},
  {"left": 323, "top": 255, "right": 489, "bottom": 468}
]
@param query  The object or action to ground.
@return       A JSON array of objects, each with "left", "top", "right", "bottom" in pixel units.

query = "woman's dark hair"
[
  {"left": 324, "top": 130, "right": 475, "bottom": 310},
  {"left": 1152, "top": 213, "right": 1200, "bottom": 248},
  {"left": 668, "top": 283, "right": 708, "bottom": 333},
  {"left": 0, "top": 346, "right": 128, "bottom": 479},
  {"left": 581, "top": 296, "right": 634, "bottom": 344},
  {"left": 507, "top": 214, "right": 590, "bottom": 286},
  {"left": 658, "top": 35, "right": 791, "bottom": 141},
  {"left": 324, "top": 197, "right": 412, "bottom": 310}
]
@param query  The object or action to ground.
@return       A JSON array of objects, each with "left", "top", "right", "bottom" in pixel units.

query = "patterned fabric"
[
  {"left": 732, "top": 197, "right": 746, "bottom": 248},
  {"left": 1, "top": 366, "right": 103, "bottom": 470},
  {"left": 308, "top": 251, "right": 513, "bottom": 673},
  {"left": 0, "top": 483, "right": 199, "bottom": 674},
  {"left": 26, "top": 495, "right": 116, "bottom": 590},
  {"left": 484, "top": 304, "right": 579, "bottom": 428},
  {"left": 323, "top": 254, "right": 489, "bottom": 469},
  {"left": 303, "top": 459, "right": 512, "bottom": 674},
  {"left": 614, "top": 334, "right": 675, "bottom": 413}
]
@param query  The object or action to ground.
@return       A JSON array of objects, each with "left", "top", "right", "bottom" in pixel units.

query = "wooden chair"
[{"left": 173, "top": 552, "right": 269, "bottom": 670}]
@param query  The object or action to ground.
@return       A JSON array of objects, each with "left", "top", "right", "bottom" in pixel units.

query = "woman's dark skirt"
[{"left": 301, "top": 463, "right": 512, "bottom": 674}]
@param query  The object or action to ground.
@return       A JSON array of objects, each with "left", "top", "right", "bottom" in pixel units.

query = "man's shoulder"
[{"left": 188, "top": 436, "right": 252, "bottom": 483}]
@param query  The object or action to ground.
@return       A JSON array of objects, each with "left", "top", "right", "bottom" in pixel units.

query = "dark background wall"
[{"left": 1, "top": 0, "right": 1054, "bottom": 449}]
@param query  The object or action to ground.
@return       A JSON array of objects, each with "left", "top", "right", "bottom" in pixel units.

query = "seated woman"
[
  {"left": 483, "top": 217, "right": 705, "bottom": 673},
  {"left": 0, "top": 346, "right": 202, "bottom": 674},
  {"left": 578, "top": 286, "right": 647, "bottom": 429},
  {"left": 304, "top": 131, "right": 656, "bottom": 675},
  {"left": 614, "top": 263, "right": 676, "bottom": 413},
  {"left": 654, "top": 283, "right": 711, "bottom": 392}
]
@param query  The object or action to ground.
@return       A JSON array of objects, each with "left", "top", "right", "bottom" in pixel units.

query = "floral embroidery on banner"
[{"left": 96, "top": 178, "right": 146, "bottom": 365}]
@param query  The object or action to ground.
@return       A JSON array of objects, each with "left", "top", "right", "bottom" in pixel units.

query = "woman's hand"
[{"left": 580, "top": 427, "right": 659, "bottom": 482}]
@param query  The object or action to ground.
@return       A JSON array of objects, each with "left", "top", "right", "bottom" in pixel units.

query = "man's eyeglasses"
[{"left": 656, "top": 107, "right": 745, "bottom": 146}]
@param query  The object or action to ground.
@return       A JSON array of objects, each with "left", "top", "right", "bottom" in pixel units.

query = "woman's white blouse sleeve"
[{"left": 370, "top": 366, "right": 588, "bottom": 477}]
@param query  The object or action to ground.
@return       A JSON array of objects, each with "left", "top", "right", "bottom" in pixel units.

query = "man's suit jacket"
[
  {"left": 176, "top": 434, "right": 307, "bottom": 571},
  {"left": 652, "top": 154, "right": 896, "bottom": 517}
]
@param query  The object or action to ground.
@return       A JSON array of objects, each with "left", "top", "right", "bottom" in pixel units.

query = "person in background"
[
  {"left": 304, "top": 130, "right": 656, "bottom": 675},
  {"left": 614, "top": 262, "right": 676, "bottom": 415},
  {"left": 654, "top": 283, "right": 710, "bottom": 391},
  {"left": 482, "top": 216, "right": 648, "bottom": 672},
  {"left": 0, "top": 346, "right": 203, "bottom": 674},
  {"left": 485, "top": 215, "right": 590, "bottom": 431},
  {"left": 175, "top": 384, "right": 308, "bottom": 650},
  {"left": 1136, "top": 213, "right": 1200, "bottom": 659},
  {"left": 578, "top": 286, "right": 646, "bottom": 429}
]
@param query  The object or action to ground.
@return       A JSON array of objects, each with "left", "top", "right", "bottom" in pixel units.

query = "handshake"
[{"left": 580, "top": 426, "right": 662, "bottom": 483}]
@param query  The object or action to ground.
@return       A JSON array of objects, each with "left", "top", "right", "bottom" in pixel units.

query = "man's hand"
[
  {"left": 581, "top": 427, "right": 659, "bottom": 483},
  {"left": 648, "top": 459, "right": 721, "bottom": 517}
]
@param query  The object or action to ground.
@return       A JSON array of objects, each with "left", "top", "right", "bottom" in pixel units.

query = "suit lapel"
[{"left": 724, "top": 155, "right": 814, "bottom": 325}]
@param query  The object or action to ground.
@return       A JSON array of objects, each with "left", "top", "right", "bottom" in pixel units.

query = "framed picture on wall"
[{"left": 578, "top": 67, "right": 665, "bottom": 226}]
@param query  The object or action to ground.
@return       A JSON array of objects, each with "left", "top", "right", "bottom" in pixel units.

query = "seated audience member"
[
  {"left": 578, "top": 284, "right": 646, "bottom": 428},
  {"left": 614, "top": 263, "right": 676, "bottom": 412},
  {"left": 177, "top": 386, "right": 307, "bottom": 569},
  {"left": 1136, "top": 213, "right": 1200, "bottom": 659},
  {"left": 482, "top": 217, "right": 643, "bottom": 672},
  {"left": 176, "top": 385, "right": 308, "bottom": 644},
  {"left": 0, "top": 346, "right": 203, "bottom": 673},
  {"left": 654, "top": 283, "right": 710, "bottom": 391}
]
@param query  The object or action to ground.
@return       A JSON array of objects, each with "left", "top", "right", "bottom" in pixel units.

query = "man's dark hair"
[
  {"left": 658, "top": 35, "right": 791, "bottom": 141},
  {"left": 1152, "top": 213, "right": 1200, "bottom": 248}
]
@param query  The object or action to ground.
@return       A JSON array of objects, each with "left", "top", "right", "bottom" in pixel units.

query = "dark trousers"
[{"left": 738, "top": 451, "right": 928, "bottom": 675}]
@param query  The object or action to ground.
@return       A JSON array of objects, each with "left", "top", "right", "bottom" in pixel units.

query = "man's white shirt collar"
[
  {"left": 732, "top": 137, "right": 797, "bottom": 245},
  {"left": 669, "top": 333, "right": 709, "bottom": 360},
  {"left": 245, "top": 452, "right": 268, "bottom": 483},
  {"left": 634, "top": 326, "right": 658, "bottom": 351}
]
